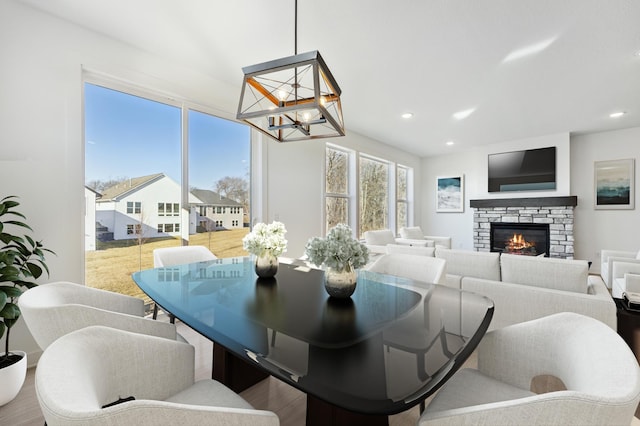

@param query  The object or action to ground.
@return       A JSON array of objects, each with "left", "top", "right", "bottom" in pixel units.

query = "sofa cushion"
[
  {"left": 500, "top": 254, "right": 588, "bottom": 294},
  {"left": 399, "top": 226, "right": 424, "bottom": 240},
  {"left": 363, "top": 229, "right": 396, "bottom": 246},
  {"left": 435, "top": 248, "right": 501, "bottom": 281},
  {"left": 395, "top": 238, "right": 428, "bottom": 247}
]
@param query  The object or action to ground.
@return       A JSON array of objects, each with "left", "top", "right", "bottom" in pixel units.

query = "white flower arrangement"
[
  {"left": 242, "top": 221, "right": 287, "bottom": 257},
  {"left": 305, "top": 224, "right": 369, "bottom": 271}
]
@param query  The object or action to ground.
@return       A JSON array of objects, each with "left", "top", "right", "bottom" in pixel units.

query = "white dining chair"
[
  {"left": 419, "top": 312, "right": 640, "bottom": 426},
  {"left": 36, "top": 325, "right": 280, "bottom": 426},
  {"left": 19, "top": 281, "right": 183, "bottom": 350},
  {"left": 152, "top": 245, "right": 217, "bottom": 320}
]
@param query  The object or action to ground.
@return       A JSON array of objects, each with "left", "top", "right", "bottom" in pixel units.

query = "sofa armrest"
[
  {"left": 364, "top": 243, "right": 388, "bottom": 254},
  {"left": 461, "top": 277, "right": 617, "bottom": 331}
]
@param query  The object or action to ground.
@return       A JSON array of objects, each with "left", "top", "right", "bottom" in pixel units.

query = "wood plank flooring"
[{"left": 1, "top": 318, "right": 638, "bottom": 426}]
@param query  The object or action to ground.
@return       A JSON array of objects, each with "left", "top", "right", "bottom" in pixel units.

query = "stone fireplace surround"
[{"left": 470, "top": 196, "right": 577, "bottom": 259}]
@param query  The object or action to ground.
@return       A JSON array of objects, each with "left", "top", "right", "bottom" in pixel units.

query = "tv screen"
[{"left": 488, "top": 147, "right": 556, "bottom": 192}]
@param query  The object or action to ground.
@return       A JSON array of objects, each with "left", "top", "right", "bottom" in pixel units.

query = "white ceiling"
[{"left": 20, "top": 0, "right": 640, "bottom": 157}]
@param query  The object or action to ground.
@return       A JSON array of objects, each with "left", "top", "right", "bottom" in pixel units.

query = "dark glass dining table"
[{"left": 132, "top": 256, "right": 494, "bottom": 425}]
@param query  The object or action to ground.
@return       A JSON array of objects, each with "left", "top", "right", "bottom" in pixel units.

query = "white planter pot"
[{"left": 0, "top": 351, "right": 27, "bottom": 406}]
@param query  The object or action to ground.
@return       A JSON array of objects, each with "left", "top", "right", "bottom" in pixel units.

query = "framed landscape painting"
[
  {"left": 436, "top": 175, "right": 464, "bottom": 212},
  {"left": 594, "top": 159, "right": 635, "bottom": 210}
]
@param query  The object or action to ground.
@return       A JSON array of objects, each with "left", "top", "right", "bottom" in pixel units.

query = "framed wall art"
[
  {"left": 594, "top": 159, "right": 635, "bottom": 210},
  {"left": 436, "top": 175, "right": 464, "bottom": 213}
]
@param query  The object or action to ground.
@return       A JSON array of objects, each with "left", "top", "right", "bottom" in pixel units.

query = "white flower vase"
[
  {"left": 0, "top": 351, "right": 27, "bottom": 406},
  {"left": 324, "top": 265, "right": 357, "bottom": 298},
  {"left": 255, "top": 252, "right": 278, "bottom": 278}
]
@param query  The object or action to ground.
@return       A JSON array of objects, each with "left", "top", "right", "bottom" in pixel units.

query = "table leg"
[{"left": 212, "top": 343, "right": 269, "bottom": 393}]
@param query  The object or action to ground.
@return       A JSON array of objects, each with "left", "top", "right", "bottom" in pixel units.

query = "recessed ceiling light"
[
  {"left": 502, "top": 37, "right": 557, "bottom": 63},
  {"left": 453, "top": 108, "right": 475, "bottom": 120},
  {"left": 610, "top": 111, "right": 626, "bottom": 118},
  {"left": 446, "top": 140, "right": 455, "bottom": 146},
  {"left": 401, "top": 112, "right": 414, "bottom": 119}
]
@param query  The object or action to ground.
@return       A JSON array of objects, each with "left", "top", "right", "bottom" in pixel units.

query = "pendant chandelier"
[{"left": 236, "top": 0, "right": 345, "bottom": 142}]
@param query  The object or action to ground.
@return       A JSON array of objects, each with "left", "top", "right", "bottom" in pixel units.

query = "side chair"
[{"left": 36, "top": 325, "right": 279, "bottom": 426}]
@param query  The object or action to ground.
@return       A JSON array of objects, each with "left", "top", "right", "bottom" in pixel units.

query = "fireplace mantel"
[{"left": 470, "top": 196, "right": 577, "bottom": 208}]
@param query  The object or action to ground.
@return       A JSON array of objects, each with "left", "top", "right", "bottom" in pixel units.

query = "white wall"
[
  {"left": 571, "top": 127, "right": 640, "bottom": 271},
  {"left": 0, "top": 1, "right": 419, "bottom": 360},
  {"left": 421, "top": 132, "right": 570, "bottom": 249}
]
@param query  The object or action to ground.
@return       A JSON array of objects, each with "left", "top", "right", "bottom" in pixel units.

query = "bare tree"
[
  {"left": 86, "top": 177, "right": 129, "bottom": 193},
  {"left": 325, "top": 148, "right": 349, "bottom": 229},
  {"left": 359, "top": 158, "right": 388, "bottom": 237}
]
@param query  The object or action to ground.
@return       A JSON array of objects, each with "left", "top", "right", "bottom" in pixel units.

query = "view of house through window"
[{"left": 84, "top": 82, "right": 250, "bottom": 307}]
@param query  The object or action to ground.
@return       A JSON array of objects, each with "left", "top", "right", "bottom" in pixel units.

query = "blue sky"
[{"left": 84, "top": 83, "right": 250, "bottom": 190}]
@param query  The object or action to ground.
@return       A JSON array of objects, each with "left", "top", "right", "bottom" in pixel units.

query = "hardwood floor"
[{"left": 1, "top": 319, "right": 638, "bottom": 426}]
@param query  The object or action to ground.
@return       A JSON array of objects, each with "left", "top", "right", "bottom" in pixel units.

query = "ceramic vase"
[
  {"left": 255, "top": 252, "right": 278, "bottom": 278},
  {"left": 324, "top": 265, "right": 357, "bottom": 298}
]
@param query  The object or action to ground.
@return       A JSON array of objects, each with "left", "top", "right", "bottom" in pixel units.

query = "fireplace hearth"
[{"left": 490, "top": 223, "right": 550, "bottom": 257}]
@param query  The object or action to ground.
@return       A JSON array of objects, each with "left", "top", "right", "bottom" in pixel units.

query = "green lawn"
[{"left": 85, "top": 228, "right": 249, "bottom": 305}]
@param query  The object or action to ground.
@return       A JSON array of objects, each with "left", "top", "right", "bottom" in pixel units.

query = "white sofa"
[
  {"left": 363, "top": 228, "right": 451, "bottom": 255},
  {"left": 456, "top": 253, "right": 616, "bottom": 331}
]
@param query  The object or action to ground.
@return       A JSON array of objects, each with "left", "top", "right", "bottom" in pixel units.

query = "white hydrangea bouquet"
[
  {"left": 242, "top": 221, "right": 288, "bottom": 257},
  {"left": 305, "top": 224, "right": 369, "bottom": 272}
]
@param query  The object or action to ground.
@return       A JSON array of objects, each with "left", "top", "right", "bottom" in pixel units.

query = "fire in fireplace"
[{"left": 490, "top": 223, "right": 550, "bottom": 257}]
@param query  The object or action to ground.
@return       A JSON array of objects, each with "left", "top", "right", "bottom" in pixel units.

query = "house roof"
[
  {"left": 97, "top": 173, "right": 165, "bottom": 202},
  {"left": 190, "top": 189, "right": 242, "bottom": 207}
]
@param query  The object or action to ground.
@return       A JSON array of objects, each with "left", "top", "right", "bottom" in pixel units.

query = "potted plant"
[
  {"left": 305, "top": 224, "right": 369, "bottom": 298},
  {"left": 0, "top": 195, "right": 54, "bottom": 405}
]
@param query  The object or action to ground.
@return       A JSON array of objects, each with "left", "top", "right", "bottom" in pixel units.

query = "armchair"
[
  {"left": 36, "top": 326, "right": 279, "bottom": 426},
  {"left": 601, "top": 249, "right": 640, "bottom": 288},
  {"left": 19, "top": 281, "right": 182, "bottom": 350},
  {"left": 612, "top": 259, "right": 640, "bottom": 298},
  {"left": 419, "top": 312, "right": 640, "bottom": 426}
]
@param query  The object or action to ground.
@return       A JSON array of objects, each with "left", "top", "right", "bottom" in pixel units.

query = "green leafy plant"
[{"left": 0, "top": 196, "right": 54, "bottom": 368}]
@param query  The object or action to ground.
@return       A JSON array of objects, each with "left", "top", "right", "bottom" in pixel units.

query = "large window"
[
  {"left": 324, "top": 145, "right": 412, "bottom": 239},
  {"left": 397, "top": 165, "right": 409, "bottom": 233},
  {"left": 325, "top": 145, "right": 351, "bottom": 231},
  {"left": 359, "top": 155, "right": 389, "bottom": 237},
  {"left": 84, "top": 81, "right": 251, "bottom": 302}
]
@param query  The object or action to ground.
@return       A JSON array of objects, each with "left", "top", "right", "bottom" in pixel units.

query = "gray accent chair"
[
  {"left": 36, "top": 326, "right": 279, "bottom": 426},
  {"left": 419, "top": 312, "right": 640, "bottom": 426},
  {"left": 19, "top": 281, "right": 183, "bottom": 350}
]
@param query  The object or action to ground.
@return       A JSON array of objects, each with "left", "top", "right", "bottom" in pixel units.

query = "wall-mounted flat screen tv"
[{"left": 488, "top": 146, "right": 556, "bottom": 192}]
